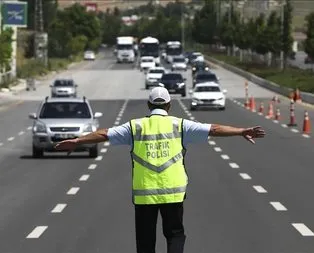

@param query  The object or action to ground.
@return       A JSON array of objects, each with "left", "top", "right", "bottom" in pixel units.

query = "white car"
[
  {"left": 84, "top": 50, "right": 95, "bottom": 60},
  {"left": 190, "top": 82, "right": 227, "bottom": 111},
  {"left": 171, "top": 56, "right": 187, "bottom": 71},
  {"left": 140, "top": 56, "right": 156, "bottom": 72},
  {"left": 145, "top": 67, "right": 166, "bottom": 89},
  {"left": 190, "top": 52, "right": 204, "bottom": 63}
]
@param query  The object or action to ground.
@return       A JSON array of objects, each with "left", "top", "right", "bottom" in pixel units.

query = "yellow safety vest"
[{"left": 130, "top": 115, "right": 188, "bottom": 205}]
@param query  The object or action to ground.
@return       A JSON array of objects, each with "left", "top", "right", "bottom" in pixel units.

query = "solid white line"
[
  {"left": 208, "top": 141, "right": 216, "bottom": 145},
  {"left": 95, "top": 155, "right": 103, "bottom": 161},
  {"left": 100, "top": 148, "right": 107, "bottom": 153},
  {"left": 292, "top": 223, "right": 314, "bottom": 236},
  {"left": 88, "top": 164, "right": 97, "bottom": 170},
  {"left": 79, "top": 174, "right": 90, "bottom": 181},
  {"left": 281, "top": 124, "right": 288, "bottom": 128},
  {"left": 104, "top": 142, "right": 110, "bottom": 146},
  {"left": 253, "top": 185, "right": 267, "bottom": 193},
  {"left": 18, "top": 131, "right": 24, "bottom": 135},
  {"left": 51, "top": 203, "right": 67, "bottom": 213},
  {"left": 27, "top": 126, "right": 32, "bottom": 130},
  {"left": 214, "top": 147, "right": 222, "bottom": 152},
  {"left": 221, "top": 154, "right": 230, "bottom": 160},
  {"left": 291, "top": 128, "right": 299, "bottom": 133},
  {"left": 67, "top": 187, "right": 80, "bottom": 195},
  {"left": 26, "top": 226, "right": 48, "bottom": 239},
  {"left": 302, "top": 134, "right": 310, "bottom": 138},
  {"left": 239, "top": 173, "right": 251, "bottom": 179},
  {"left": 270, "top": 202, "right": 287, "bottom": 211},
  {"left": 229, "top": 162, "right": 239, "bottom": 169},
  {"left": 7, "top": 137, "right": 14, "bottom": 141},
  {"left": 0, "top": 142, "right": 3, "bottom": 146}
]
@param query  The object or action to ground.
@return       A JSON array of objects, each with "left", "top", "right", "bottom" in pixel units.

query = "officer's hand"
[
  {"left": 242, "top": 126, "right": 265, "bottom": 144},
  {"left": 55, "top": 139, "right": 78, "bottom": 155}
]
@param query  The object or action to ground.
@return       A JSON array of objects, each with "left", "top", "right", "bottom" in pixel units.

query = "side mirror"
[
  {"left": 94, "top": 112, "right": 103, "bottom": 118},
  {"left": 217, "top": 77, "right": 221, "bottom": 81},
  {"left": 29, "top": 113, "right": 37, "bottom": 119},
  {"left": 49, "top": 85, "right": 52, "bottom": 87},
  {"left": 222, "top": 89, "right": 227, "bottom": 94},
  {"left": 183, "top": 78, "right": 186, "bottom": 81},
  {"left": 75, "top": 84, "right": 78, "bottom": 87}
]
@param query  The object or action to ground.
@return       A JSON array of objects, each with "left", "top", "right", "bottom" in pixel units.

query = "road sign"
[{"left": 2, "top": 1, "right": 27, "bottom": 27}]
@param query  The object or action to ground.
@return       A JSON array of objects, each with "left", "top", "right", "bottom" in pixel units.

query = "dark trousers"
[{"left": 135, "top": 202, "right": 186, "bottom": 253}]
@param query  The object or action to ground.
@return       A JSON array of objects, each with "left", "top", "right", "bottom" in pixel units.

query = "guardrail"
[{"left": 205, "top": 55, "right": 314, "bottom": 105}]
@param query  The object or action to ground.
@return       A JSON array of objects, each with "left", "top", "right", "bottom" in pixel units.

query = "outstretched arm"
[{"left": 209, "top": 124, "right": 265, "bottom": 144}]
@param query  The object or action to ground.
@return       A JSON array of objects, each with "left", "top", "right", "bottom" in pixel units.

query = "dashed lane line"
[
  {"left": 214, "top": 147, "right": 222, "bottom": 152},
  {"left": 79, "top": 174, "right": 90, "bottom": 181},
  {"left": 88, "top": 164, "right": 97, "bottom": 170},
  {"left": 302, "top": 134, "right": 310, "bottom": 138},
  {"left": 7, "top": 137, "right": 14, "bottom": 141},
  {"left": 253, "top": 185, "right": 267, "bottom": 193},
  {"left": 292, "top": 223, "right": 314, "bottom": 236},
  {"left": 67, "top": 187, "right": 80, "bottom": 195},
  {"left": 100, "top": 148, "right": 108, "bottom": 153},
  {"left": 221, "top": 154, "right": 230, "bottom": 160},
  {"left": 26, "top": 226, "right": 48, "bottom": 239},
  {"left": 0, "top": 142, "right": 3, "bottom": 146},
  {"left": 27, "top": 126, "right": 32, "bottom": 130},
  {"left": 208, "top": 141, "right": 216, "bottom": 145},
  {"left": 95, "top": 155, "right": 103, "bottom": 161},
  {"left": 229, "top": 162, "right": 240, "bottom": 169},
  {"left": 104, "top": 142, "right": 110, "bottom": 147},
  {"left": 18, "top": 131, "right": 24, "bottom": 135},
  {"left": 270, "top": 202, "right": 287, "bottom": 211},
  {"left": 51, "top": 204, "right": 67, "bottom": 213},
  {"left": 291, "top": 128, "right": 299, "bottom": 133},
  {"left": 239, "top": 173, "right": 251, "bottom": 180}
]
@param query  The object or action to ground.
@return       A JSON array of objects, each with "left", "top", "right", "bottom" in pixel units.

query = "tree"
[
  {"left": 282, "top": 0, "right": 293, "bottom": 68},
  {"left": 0, "top": 28, "right": 13, "bottom": 71},
  {"left": 234, "top": 19, "right": 250, "bottom": 62},
  {"left": 253, "top": 13, "right": 269, "bottom": 56},
  {"left": 304, "top": 12, "right": 314, "bottom": 63}
]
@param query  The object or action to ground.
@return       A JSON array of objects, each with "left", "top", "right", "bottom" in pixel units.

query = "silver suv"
[
  {"left": 29, "top": 96, "right": 103, "bottom": 158},
  {"left": 50, "top": 79, "right": 78, "bottom": 98}
]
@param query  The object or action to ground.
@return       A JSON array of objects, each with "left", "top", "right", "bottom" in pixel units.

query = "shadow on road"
[{"left": 20, "top": 154, "right": 92, "bottom": 160}]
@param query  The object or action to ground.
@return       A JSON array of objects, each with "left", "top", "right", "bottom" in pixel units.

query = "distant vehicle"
[
  {"left": 171, "top": 56, "right": 187, "bottom": 71},
  {"left": 139, "top": 36, "right": 160, "bottom": 66},
  {"left": 140, "top": 56, "right": 156, "bottom": 72},
  {"left": 191, "top": 61, "right": 210, "bottom": 76},
  {"left": 50, "top": 79, "right": 78, "bottom": 98},
  {"left": 116, "top": 36, "right": 135, "bottom": 63},
  {"left": 193, "top": 71, "right": 219, "bottom": 87},
  {"left": 184, "top": 51, "right": 193, "bottom": 63},
  {"left": 84, "top": 50, "right": 95, "bottom": 60},
  {"left": 145, "top": 67, "right": 166, "bottom": 89},
  {"left": 190, "top": 82, "right": 227, "bottom": 111},
  {"left": 190, "top": 52, "right": 204, "bottom": 64},
  {"left": 159, "top": 73, "right": 186, "bottom": 97},
  {"left": 29, "top": 96, "right": 103, "bottom": 158},
  {"left": 166, "top": 41, "right": 182, "bottom": 63}
]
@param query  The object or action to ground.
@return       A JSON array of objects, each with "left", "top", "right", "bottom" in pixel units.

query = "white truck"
[{"left": 116, "top": 36, "right": 135, "bottom": 63}]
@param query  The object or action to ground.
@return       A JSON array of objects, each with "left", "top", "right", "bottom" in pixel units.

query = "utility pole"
[
  {"left": 35, "top": 0, "right": 47, "bottom": 67},
  {"left": 280, "top": 0, "right": 285, "bottom": 70},
  {"left": 181, "top": 3, "right": 185, "bottom": 50},
  {"left": 227, "top": 0, "right": 232, "bottom": 56}
]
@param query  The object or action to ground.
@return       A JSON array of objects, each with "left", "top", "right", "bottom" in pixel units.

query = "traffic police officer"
[{"left": 56, "top": 87, "right": 265, "bottom": 253}]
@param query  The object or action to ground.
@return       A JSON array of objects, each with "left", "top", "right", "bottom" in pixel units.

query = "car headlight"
[
  {"left": 192, "top": 97, "right": 202, "bottom": 103},
  {"left": 159, "top": 83, "right": 164, "bottom": 87},
  {"left": 205, "top": 67, "right": 209, "bottom": 71},
  {"left": 217, "top": 97, "right": 225, "bottom": 101},
  {"left": 33, "top": 122, "right": 46, "bottom": 133},
  {"left": 83, "top": 123, "right": 96, "bottom": 132}
]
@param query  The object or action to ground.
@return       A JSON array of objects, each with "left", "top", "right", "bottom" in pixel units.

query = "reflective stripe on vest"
[{"left": 133, "top": 185, "right": 187, "bottom": 196}]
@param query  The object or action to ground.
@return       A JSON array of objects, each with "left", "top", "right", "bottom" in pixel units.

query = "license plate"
[
  {"left": 168, "top": 89, "right": 176, "bottom": 92},
  {"left": 55, "top": 134, "right": 74, "bottom": 139}
]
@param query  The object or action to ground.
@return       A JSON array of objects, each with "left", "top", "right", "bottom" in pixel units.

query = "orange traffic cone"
[
  {"left": 275, "top": 108, "right": 280, "bottom": 121},
  {"left": 258, "top": 102, "right": 264, "bottom": 115},
  {"left": 250, "top": 96, "right": 256, "bottom": 112},
  {"left": 288, "top": 99, "right": 297, "bottom": 127},
  {"left": 245, "top": 97, "right": 250, "bottom": 109},
  {"left": 266, "top": 102, "right": 274, "bottom": 119},
  {"left": 303, "top": 111, "right": 311, "bottom": 134}
]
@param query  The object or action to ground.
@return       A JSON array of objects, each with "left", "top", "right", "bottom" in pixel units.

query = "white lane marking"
[
  {"left": 208, "top": 141, "right": 216, "bottom": 145},
  {"left": 214, "top": 147, "right": 222, "bottom": 152},
  {"left": 253, "top": 185, "right": 267, "bottom": 193},
  {"left": 273, "top": 120, "right": 279, "bottom": 124},
  {"left": 0, "top": 142, "right": 3, "bottom": 146},
  {"left": 7, "top": 137, "right": 14, "bottom": 141},
  {"left": 221, "top": 154, "right": 230, "bottom": 160},
  {"left": 67, "top": 187, "right": 80, "bottom": 195},
  {"left": 239, "top": 173, "right": 251, "bottom": 179},
  {"left": 79, "top": 174, "right": 90, "bottom": 181},
  {"left": 18, "top": 131, "right": 25, "bottom": 135},
  {"left": 291, "top": 128, "right": 299, "bottom": 133},
  {"left": 281, "top": 124, "right": 288, "bottom": 128},
  {"left": 292, "top": 223, "right": 314, "bottom": 236},
  {"left": 302, "top": 134, "right": 310, "bottom": 138},
  {"left": 116, "top": 117, "right": 121, "bottom": 121},
  {"left": 95, "top": 155, "right": 103, "bottom": 161},
  {"left": 26, "top": 226, "right": 48, "bottom": 239},
  {"left": 27, "top": 126, "right": 32, "bottom": 130},
  {"left": 100, "top": 148, "right": 107, "bottom": 153},
  {"left": 270, "top": 202, "right": 287, "bottom": 211},
  {"left": 229, "top": 162, "right": 239, "bottom": 169},
  {"left": 114, "top": 121, "right": 120, "bottom": 125},
  {"left": 190, "top": 116, "right": 195, "bottom": 120},
  {"left": 104, "top": 142, "right": 110, "bottom": 146},
  {"left": 88, "top": 164, "right": 97, "bottom": 170},
  {"left": 186, "top": 112, "right": 192, "bottom": 117},
  {"left": 51, "top": 203, "right": 67, "bottom": 213}
]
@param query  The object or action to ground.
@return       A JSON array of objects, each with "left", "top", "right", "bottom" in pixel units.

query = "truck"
[
  {"left": 139, "top": 36, "right": 160, "bottom": 66},
  {"left": 116, "top": 36, "right": 135, "bottom": 63}
]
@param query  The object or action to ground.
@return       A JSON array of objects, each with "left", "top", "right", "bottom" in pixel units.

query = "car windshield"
[
  {"left": 142, "top": 58, "right": 153, "bottom": 62},
  {"left": 161, "top": 74, "right": 182, "bottom": 81},
  {"left": 53, "top": 80, "right": 74, "bottom": 87},
  {"left": 39, "top": 102, "right": 91, "bottom": 119},
  {"left": 195, "top": 86, "right": 220, "bottom": 92},
  {"left": 196, "top": 74, "right": 217, "bottom": 82},
  {"left": 194, "top": 62, "right": 206, "bottom": 68},
  {"left": 149, "top": 69, "right": 164, "bottom": 74},
  {"left": 173, "top": 58, "right": 185, "bottom": 63},
  {"left": 117, "top": 44, "right": 133, "bottom": 50}
]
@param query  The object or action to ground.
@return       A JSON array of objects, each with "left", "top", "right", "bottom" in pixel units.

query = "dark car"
[
  {"left": 193, "top": 71, "right": 219, "bottom": 87},
  {"left": 191, "top": 61, "right": 210, "bottom": 76},
  {"left": 159, "top": 73, "right": 186, "bottom": 97}
]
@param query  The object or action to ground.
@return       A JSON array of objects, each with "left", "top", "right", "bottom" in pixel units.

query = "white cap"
[{"left": 148, "top": 87, "right": 171, "bottom": 105}]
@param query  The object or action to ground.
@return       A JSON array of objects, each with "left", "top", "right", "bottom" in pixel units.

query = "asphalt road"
[{"left": 0, "top": 49, "right": 314, "bottom": 253}]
